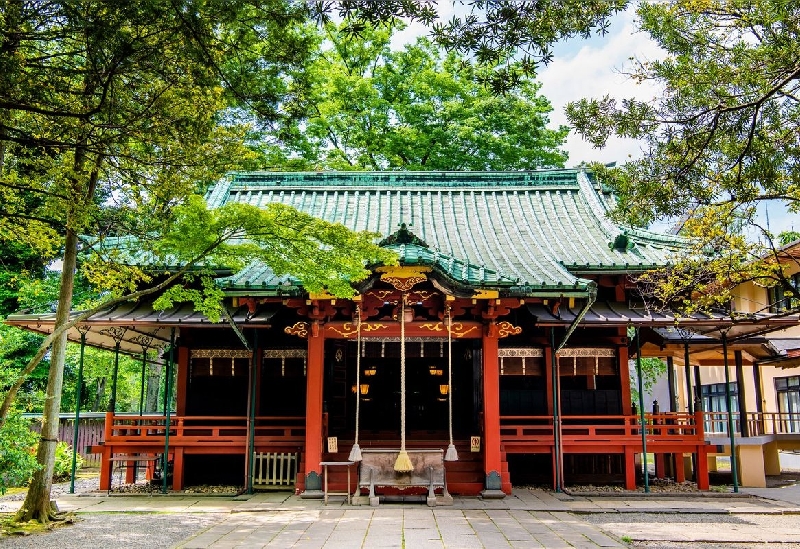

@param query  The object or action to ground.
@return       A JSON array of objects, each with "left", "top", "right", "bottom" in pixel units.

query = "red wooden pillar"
[
  {"left": 655, "top": 453, "right": 665, "bottom": 479},
  {"left": 176, "top": 346, "right": 189, "bottom": 416},
  {"left": 99, "top": 446, "right": 112, "bottom": 491},
  {"left": 482, "top": 322, "right": 506, "bottom": 496},
  {"left": 624, "top": 446, "right": 636, "bottom": 490},
  {"left": 696, "top": 446, "right": 709, "bottom": 490},
  {"left": 99, "top": 411, "right": 113, "bottom": 490},
  {"left": 302, "top": 321, "right": 325, "bottom": 496},
  {"left": 173, "top": 448, "right": 184, "bottom": 490},
  {"left": 694, "top": 410, "right": 709, "bottom": 490},
  {"left": 125, "top": 460, "right": 136, "bottom": 484},
  {"left": 675, "top": 454, "right": 686, "bottom": 482},
  {"left": 619, "top": 342, "right": 632, "bottom": 415}
]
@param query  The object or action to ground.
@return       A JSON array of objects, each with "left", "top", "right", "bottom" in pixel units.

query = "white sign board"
[{"left": 470, "top": 436, "right": 481, "bottom": 453}]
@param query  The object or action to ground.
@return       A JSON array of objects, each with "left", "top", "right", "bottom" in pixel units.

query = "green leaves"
[
  {"left": 0, "top": 409, "right": 39, "bottom": 494},
  {"left": 567, "top": 1, "right": 800, "bottom": 311},
  {"left": 570, "top": 0, "right": 800, "bottom": 223},
  {"left": 284, "top": 24, "right": 569, "bottom": 171}
]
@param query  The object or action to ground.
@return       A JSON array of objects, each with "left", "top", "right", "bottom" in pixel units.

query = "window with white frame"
[{"left": 775, "top": 376, "right": 800, "bottom": 434}]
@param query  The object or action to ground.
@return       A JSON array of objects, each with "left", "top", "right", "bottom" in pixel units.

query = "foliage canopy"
[
  {"left": 270, "top": 24, "right": 568, "bottom": 171},
  {"left": 566, "top": 0, "right": 800, "bottom": 313}
]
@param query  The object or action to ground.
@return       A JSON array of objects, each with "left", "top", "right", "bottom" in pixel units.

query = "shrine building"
[{"left": 8, "top": 170, "right": 798, "bottom": 498}]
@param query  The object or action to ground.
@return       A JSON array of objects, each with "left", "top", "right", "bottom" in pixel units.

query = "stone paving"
[
  {"left": 174, "top": 508, "right": 624, "bottom": 548},
  {"left": 3, "top": 485, "right": 800, "bottom": 548}
]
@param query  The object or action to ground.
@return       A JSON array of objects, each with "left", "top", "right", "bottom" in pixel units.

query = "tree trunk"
[
  {"left": 15, "top": 228, "right": 79, "bottom": 523},
  {"left": 146, "top": 362, "right": 163, "bottom": 413},
  {"left": 94, "top": 377, "right": 106, "bottom": 411}
]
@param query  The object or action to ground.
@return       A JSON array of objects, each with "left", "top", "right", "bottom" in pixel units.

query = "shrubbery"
[
  {"left": 0, "top": 411, "right": 83, "bottom": 491},
  {"left": 0, "top": 410, "right": 39, "bottom": 494},
  {"left": 53, "top": 441, "right": 82, "bottom": 482}
]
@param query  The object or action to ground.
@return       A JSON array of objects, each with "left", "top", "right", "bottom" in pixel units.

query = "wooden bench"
[
  {"left": 107, "top": 454, "right": 161, "bottom": 493},
  {"left": 357, "top": 448, "right": 451, "bottom": 507}
]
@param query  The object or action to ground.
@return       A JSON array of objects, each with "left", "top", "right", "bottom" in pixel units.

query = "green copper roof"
[{"left": 210, "top": 169, "right": 687, "bottom": 295}]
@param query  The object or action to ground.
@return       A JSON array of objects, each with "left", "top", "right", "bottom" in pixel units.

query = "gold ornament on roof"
[
  {"left": 284, "top": 322, "right": 309, "bottom": 338},
  {"left": 497, "top": 321, "right": 522, "bottom": 338}
]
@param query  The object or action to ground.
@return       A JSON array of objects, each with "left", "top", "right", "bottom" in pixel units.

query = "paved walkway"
[
  {"left": 3, "top": 486, "right": 800, "bottom": 548},
  {"left": 175, "top": 508, "right": 623, "bottom": 549}
]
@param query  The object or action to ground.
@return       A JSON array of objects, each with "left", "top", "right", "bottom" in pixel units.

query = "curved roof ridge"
[
  {"left": 205, "top": 174, "right": 235, "bottom": 208},
  {"left": 623, "top": 226, "right": 692, "bottom": 247},
  {"left": 575, "top": 170, "right": 621, "bottom": 240},
  {"left": 228, "top": 169, "right": 586, "bottom": 189},
  {"left": 383, "top": 242, "right": 518, "bottom": 286}
]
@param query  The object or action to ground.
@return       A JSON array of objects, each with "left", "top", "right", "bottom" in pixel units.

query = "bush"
[
  {"left": 0, "top": 410, "right": 40, "bottom": 494},
  {"left": 53, "top": 441, "right": 82, "bottom": 482}
]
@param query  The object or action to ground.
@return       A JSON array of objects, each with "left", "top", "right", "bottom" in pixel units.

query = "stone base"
[
  {"left": 351, "top": 494, "right": 369, "bottom": 506},
  {"left": 480, "top": 489, "right": 506, "bottom": 499},
  {"left": 369, "top": 496, "right": 380, "bottom": 507},
  {"left": 300, "top": 490, "right": 324, "bottom": 499},
  {"left": 436, "top": 493, "right": 454, "bottom": 506},
  {"left": 426, "top": 496, "right": 437, "bottom": 507}
]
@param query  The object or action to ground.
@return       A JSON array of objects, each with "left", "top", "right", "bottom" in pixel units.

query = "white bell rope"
[
  {"left": 394, "top": 294, "right": 413, "bottom": 472},
  {"left": 445, "top": 304, "right": 458, "bottom": 461},
  {"left": 348, "top": 306, "right": 363, "bottom": 462}
]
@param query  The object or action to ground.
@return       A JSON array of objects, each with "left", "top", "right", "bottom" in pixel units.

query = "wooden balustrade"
[
  {"left": 500, "top": 411, "right": 800, "bottom": 445},
  {"left": 500, "top": 412, "right": 704, "bottom": 445},
  {"left": 103, "top": 412, "right": 306, "bottom": 446},
  {"left": 95, "top": 412, "right": 306, "bottom": 492}
]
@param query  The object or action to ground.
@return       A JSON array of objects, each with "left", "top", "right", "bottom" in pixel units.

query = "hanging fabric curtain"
[
  {"left": 394, "top": 294, "right": 413, "bottom": 472},
  {"left": 348, "top": 305, "right": 363, "bottom": 462},
  {"left": 445, "top": 304, "right": 458, "bottom": 461}
]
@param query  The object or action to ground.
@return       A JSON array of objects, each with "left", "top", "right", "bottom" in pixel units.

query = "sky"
[{"left": 395, "top": 5, "right": 796, "bottom": 236}]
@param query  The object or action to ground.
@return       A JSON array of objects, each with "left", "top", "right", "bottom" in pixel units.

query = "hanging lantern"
[
  {"left": 364, "top": 366, "right": 377, "bottom": 377},
  {"left": 439, "top": 384, "right": 449, "bottom": 395},
  {"left": 429, "top": 365, "right": 443, "bottom": 376}
]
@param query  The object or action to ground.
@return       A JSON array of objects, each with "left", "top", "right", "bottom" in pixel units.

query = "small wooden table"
[
  {"left": 320, "top": 461, "right": 354, "bottom": 504},
  {"left": 108, "top": 455, "right": 160, "bottom": 493}
]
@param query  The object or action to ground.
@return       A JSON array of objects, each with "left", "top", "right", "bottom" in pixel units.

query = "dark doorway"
[
  {"left": 186, "top": 356, "right": 249, "bottom": 416},
  {"left": 327, "top": 340, "right": 476, "bottom": 439}
]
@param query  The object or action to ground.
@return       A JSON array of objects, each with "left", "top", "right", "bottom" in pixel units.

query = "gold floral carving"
[
  {"left": 409, "top": 290, "right": 436, "bottom": 301},
  {"left": 497, "top": 321, "right": 522, "bottom": 338},
  {"left": 327, "top": 322, "right": 388, "bottom": 338},
  {"left": 450, "top": 323, "right": 477, "bottom": 338},
  {"left": 367, "top": 290, "right": 394, "bottom": 301},
  {"left": 381, "top": 275, "right": 427, "bottom": 291},
  {"left": 284, "top": 322, "right": 309, "bottom": 338},
  {"left": 419, "top": 322, "right": 444, "bottom": 333}
]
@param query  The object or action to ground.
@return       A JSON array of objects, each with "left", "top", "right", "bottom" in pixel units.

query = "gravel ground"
[
  {"left": 0, "top": 513, "right": 223, "bottom": 549},
  {"left": 576, "top": 512, "right": 800, "bottom": 549},
  {"left": 1, "top": 473, "right": 228, "bottom": 548},
  {"left": 0, "top": 474, "right": 100, "bottom": 503}
]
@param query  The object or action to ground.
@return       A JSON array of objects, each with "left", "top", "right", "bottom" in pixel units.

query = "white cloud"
[{"left": 538, "top": 9, "right": 665, "bottom": 167}]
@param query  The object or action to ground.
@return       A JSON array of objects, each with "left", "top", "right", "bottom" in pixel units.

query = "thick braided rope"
[
  {"left": 400, "top": 296, "right": 406, "bottom": 452},
  {"left": 447, "top": 307, "right": 454, "bottom": 447},
  {"left": 354, "top": 307, "right": 362, "bottom": 446}
]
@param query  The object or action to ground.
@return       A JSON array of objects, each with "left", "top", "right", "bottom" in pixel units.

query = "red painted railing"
[
  {"left": 500, "top": 412, "right": 704, "bottom": 444},
  {"left": 103, "top": 412, "right": 306, "bottom": 446}
]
